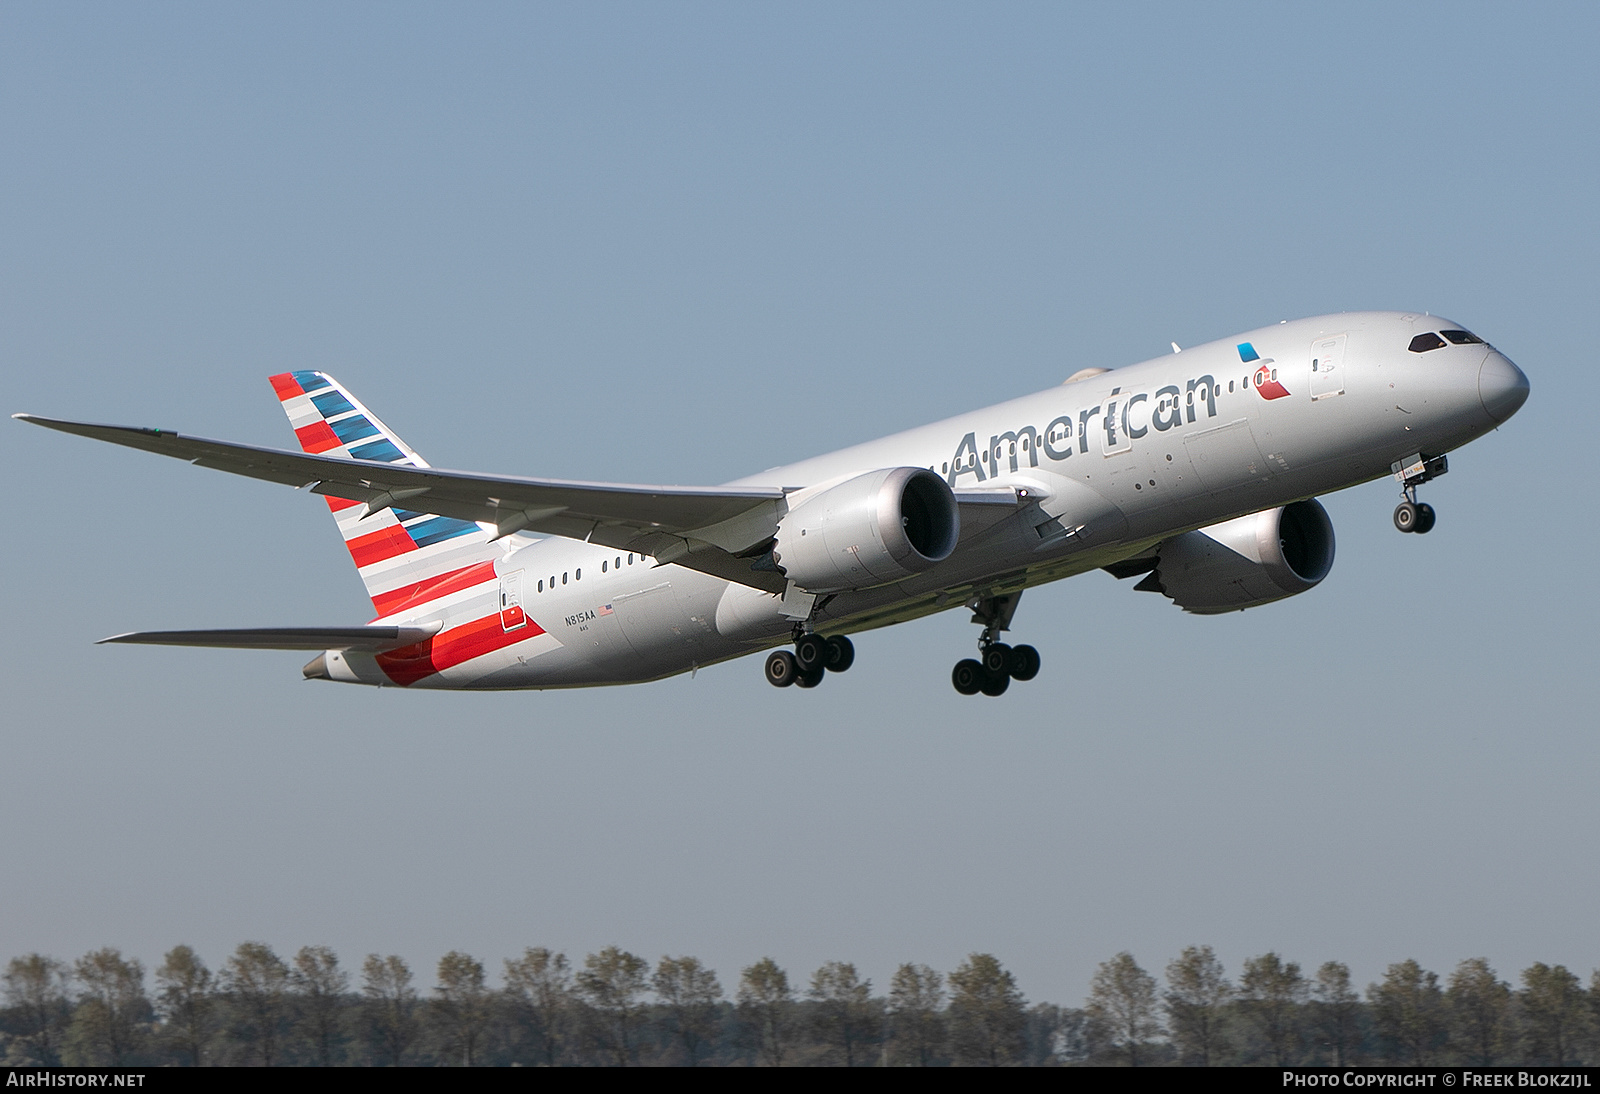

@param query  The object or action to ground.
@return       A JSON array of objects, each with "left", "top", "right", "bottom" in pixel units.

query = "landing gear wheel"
[
  {"left": 1008, "top": 644, "right": 1041, "bottom": 681},
  {"left": 824, "top": 635, "right": 855, "bottom": 673},
  {"left": 979, "top": 670, "right": 1010, "bottom": 697},
  {"left": 981, "top": 643, "right": 1013, "bottom": 677},
  {"left": 794, "top": 633, "right": 828, "bottom": 673},
  {"left": 794, "top": 668, "right": 824, "bottom": 689},
  {"left": 952, "top": 659, "right": 984, "bottom": 695},
  {"left": 765, "top": 650, "right": 799, "bottom": 688},
  {"left": 1393, "top": 501, "right": 1419, "bottom": 533},
  {"left": 1414, "top": 503, "right": 1436, "bottom": 534}
]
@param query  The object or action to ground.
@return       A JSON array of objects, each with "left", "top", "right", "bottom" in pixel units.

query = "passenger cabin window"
[
  {"left": 538, "top": 579, "right": 543, "bottom": 592},
  {"left": 1441, "top": 329, "right": 1485, "bottom": 345},
  {"left": 575, "top": 568, "right": 581, "bottom": 580},
  {"left": 562, "top": 572, "right": 568, "bottom": 585},
  {"left": 1409, "top": 332, "right": 1447, "bottom": 353},
  {"left": 601, "top": 561, "right": 607, "bottom": 573}
]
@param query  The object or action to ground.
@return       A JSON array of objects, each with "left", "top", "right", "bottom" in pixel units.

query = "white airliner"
[{"left": 18, "top": 311, "right": 1528, "bottom": 696}]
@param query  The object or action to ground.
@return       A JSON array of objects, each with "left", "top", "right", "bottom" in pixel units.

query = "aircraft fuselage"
[{"left": 312, "top": 310, "right": 1526, "bottom": 689}]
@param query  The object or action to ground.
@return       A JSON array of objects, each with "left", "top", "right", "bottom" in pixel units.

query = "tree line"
[{"left": 2, "top": 943, "right": 1596, "bottom": 1066}]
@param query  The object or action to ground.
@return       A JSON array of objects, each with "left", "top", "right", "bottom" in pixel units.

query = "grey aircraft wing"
[
  {"left": 16, "top": 414, "right": 792, "bottom": 593},
  {"left": 18, "top": 414, "right": 1031, "bottom": 595}
]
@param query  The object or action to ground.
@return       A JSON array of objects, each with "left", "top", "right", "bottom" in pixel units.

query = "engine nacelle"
[
  {"left": 774, "top": 467, "right": 960, "bottom": 593},
  {"left": 1142, "top": 499, "right": 1336, "bottom": 614}
]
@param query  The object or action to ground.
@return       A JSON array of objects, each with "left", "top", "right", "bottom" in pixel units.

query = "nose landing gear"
[
  {"left": 1393, "top": 499, "right": 1436, "bottom": 534},
  {"left": 1391, "top": 453, "right": 1446, "bottom": 535},
  {"left": 765, "top": 631, "right": 855, "bottom": 689},
  {"left": 952, "top": 592, "right": 1041, "bottom": 697}
]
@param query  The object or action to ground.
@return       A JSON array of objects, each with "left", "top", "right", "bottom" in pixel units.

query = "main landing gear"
[
  {"left": 951, "top": 591, "right": 1040, "bottom": 697},
  {"left": 765, "top": 631, "right": 855, "bottom": 689},
  {"left": 1391, "top": 453, "right": 1447, "bottom": 535}
]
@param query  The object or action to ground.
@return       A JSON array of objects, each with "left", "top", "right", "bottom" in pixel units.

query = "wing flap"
[{"left": 954, "top": 486, "right": 1027, "bottom": 540}]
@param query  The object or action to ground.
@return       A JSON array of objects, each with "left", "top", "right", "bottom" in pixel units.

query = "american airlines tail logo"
[{"left": 1240, "top": 342, "right": 1291, "bottom": 400}]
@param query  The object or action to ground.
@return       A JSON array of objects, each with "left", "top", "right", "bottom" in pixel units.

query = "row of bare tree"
[
  {"left": 1, "top": 946, "right": 1038, "bottom": 1066},
  {"left": 2, "top": 944, "right": 1594, "bottom": 1065},
  {"left": 1086, "top": 949, "right": 1598, "bottom": 1067}
]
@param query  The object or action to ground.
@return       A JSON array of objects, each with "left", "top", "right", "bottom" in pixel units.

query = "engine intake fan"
[
  {"left": 773, "top": 467, "right": 960, "bottom": 593},
  {"left": 1135, "top": 499, "right": 1336, "bottom": 614}
]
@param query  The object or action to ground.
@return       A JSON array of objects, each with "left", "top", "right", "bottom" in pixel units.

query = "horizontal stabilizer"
[{"left": 97, "top": 625, "right": 441, "bottom": 651}]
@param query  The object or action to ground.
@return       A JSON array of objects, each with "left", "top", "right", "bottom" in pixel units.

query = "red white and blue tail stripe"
[{"left": 268, "top": 370, "right": 499, "bottom": 619}]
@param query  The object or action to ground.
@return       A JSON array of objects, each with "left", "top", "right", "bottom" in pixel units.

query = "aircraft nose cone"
[{"left": 1479, "top": 350, "right": 1529, "bottom": 423}]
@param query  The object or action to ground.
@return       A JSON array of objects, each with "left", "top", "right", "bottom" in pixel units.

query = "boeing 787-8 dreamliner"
[{"left": 18, "top": 311, "right": 1528, "bottom": 696}]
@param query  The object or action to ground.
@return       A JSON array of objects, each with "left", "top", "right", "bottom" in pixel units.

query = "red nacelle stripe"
[
  {"left": 269, "top": 373, "right": 304, "bottom": 401},
  {"left": 295, "top": 420, "right": 341, "bottom": 454},
  {"left": 347, "top": 525, "right": 416, "bottom": 568},
  {"left": 371, "top": 560, "right": 498, "bottom": 617},
  {"left": 376, "top": 612, "right": 546, "bottom": 686}
]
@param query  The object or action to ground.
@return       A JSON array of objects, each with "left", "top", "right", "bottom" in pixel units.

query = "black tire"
[
  {"left": 981, "top": 643, "right": 1012, "bottom": 677},
  {"left": 824, "top": 635, "right": 855, "bottom": 673},
  {"left": 1394, "top": 501, "right": 1419, "bottom": 533},
  {"left": 952, "top": 659, "right": 984, "bottom": 695},
  {"left": 979, "top": 670, "right": 1010, "bottom": 697},
  {"left": 765, "top": 650, "right": 799, "bottom": 687},
  {"left": 795, "top": 668, "right": 824, "bottom": 689},
  {"left": 794, "top": 633, "right": 828, "bottom": 673},
  {"left": 1008, "top": 644, "right": 1041, "bottom": 682},
  {"left": 1414, "top": 503, "right": 1436, "bottom": 534}
]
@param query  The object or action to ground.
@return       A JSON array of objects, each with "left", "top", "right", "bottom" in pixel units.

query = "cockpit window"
[
  {"left": 1440, "top": 329, "right": 1484, "bottom": 345},
  {"left": 1408, "top": 332, "right": 1446, "bottom": 353}
]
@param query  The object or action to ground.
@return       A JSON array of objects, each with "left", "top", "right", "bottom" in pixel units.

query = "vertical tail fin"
[{"left": 268, "top": 371, "right": 500, "bottom": 619}]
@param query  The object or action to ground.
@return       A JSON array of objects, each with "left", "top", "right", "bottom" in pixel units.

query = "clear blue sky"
[{"left": 3, "top": 2, "right": 1595, "bottom": 1005}]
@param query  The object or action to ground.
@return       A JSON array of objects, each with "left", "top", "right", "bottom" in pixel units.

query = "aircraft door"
[
  {"left": 1309, "top": 333, "right": 1347, "bottom": 401},
  {"left": 1099, "top": 391, "right": 1134, "bottom": 456},
  {"left": 499, "top": 570, "right": 527, "bottom": 631}
]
